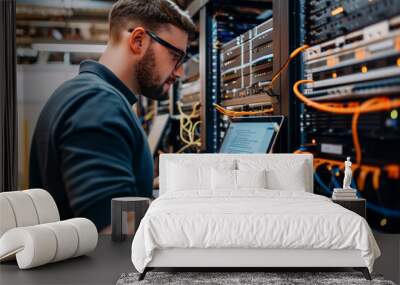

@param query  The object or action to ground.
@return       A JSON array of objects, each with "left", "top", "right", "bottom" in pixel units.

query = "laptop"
[{"left": 219, "top": 115, "right": 284, "bottom": 154}]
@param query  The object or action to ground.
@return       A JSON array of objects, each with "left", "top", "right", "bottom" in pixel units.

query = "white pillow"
[
  {"left": 168, "top": 162, "right": 211, "bottom": 191},
  {"left": 211, "top": 168, "right": 236, "bottom": 190},
  {"left": 266, "top": 166, "right": 307, "bottom": 192},
  {"left": 237, "top": 159, "right": 308, "bottom": 191},
  {"left": 167, "top": 160, "right": 236, "bottom": 192},
  {"left": 236, "top": 169, "right": 267, "bottom": 189}
]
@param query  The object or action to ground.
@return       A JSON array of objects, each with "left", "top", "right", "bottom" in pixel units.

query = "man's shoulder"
[
  {"left": 57, "top": 72, "right": 120, "bottom": 99},
  {"left": 52, "top": 75, "right": 138, "bottom": 139},
  {"left": 48, "top": 72, "right": 130, "bottom": 114},
  {"left": 38, "top": 72, "right": 135, "bottom": 134}
]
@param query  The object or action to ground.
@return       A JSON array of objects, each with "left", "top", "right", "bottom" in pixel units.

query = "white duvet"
[{"left": 131, "top": 190, "right": 380, "bottom": 273}]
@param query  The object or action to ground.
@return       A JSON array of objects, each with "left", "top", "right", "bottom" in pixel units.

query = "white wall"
[{"left": 17, "top": 64, "right": 79, "bottom": 188}]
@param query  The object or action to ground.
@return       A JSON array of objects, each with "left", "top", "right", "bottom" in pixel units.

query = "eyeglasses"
[
  {"left": 146, "top": 30, "right": 189, "bottom": 69},
  {"left": 128, "top": 29, "right": 188, "bottom": 69}
]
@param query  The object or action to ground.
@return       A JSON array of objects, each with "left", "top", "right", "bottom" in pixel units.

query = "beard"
[{"left": 136, "top": 46, "right": 171, "bottom": 101}]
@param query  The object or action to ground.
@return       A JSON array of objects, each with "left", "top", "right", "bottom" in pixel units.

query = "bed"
[{"left": 131, "top": 154, "right": 380, "bottom": 280}]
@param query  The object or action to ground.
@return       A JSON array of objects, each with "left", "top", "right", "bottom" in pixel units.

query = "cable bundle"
[
  {"left": 176, "top": 102, "right": 201, "bottom": 153},
  {"left": 293, "top": 79, "right": 400, "bottom": 164}
]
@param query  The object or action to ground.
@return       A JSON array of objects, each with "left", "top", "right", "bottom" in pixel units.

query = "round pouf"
[{"left": 111, "top": 197, "right": 150, "bottom": 242}]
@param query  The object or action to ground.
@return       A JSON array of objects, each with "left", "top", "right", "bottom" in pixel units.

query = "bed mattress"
[{"left": 131, "top": 190, "right": 380, "bottom": 273}]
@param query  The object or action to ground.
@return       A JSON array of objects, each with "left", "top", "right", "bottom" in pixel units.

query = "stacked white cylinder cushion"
[
  {"left": 0, "top": 218, "right": 98, "bottom": 269},
  {"left": 0, "top": 189, "right": 98, "bottom": 269},
  {"left": 0, "top": 189, "right": 59, "bottom": 236}
]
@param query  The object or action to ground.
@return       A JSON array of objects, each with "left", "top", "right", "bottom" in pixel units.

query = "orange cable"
[
  {"left": 296, "top": 151, "right": 397, "bottom": 189},
  {"left": 294, "top": 79, "right": 400, "bottom": 166},
  {"left": 385, "top": 164, "right": 400, "bottom": 180},
  {"left": 294, "top": 80, "right": 400, "bottom": 188},
  {"left": 214, "top": 45, "right": 309, "bottom": 117},
  {"left": 293, "top": 80, "right": 400, "bottom": 114},
  {"left": 213, "top": 103, "right": 274, "bottom": 117},
  {"left": 269, "top": 45, "right": 310, "bottom": 89}
]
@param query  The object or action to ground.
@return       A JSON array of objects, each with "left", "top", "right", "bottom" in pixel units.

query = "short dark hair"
[{"left": 109, "top": 0, "right": 196, "bottom": 42}]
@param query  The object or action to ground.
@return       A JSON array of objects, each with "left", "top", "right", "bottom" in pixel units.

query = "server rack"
[
  {"left": 182, "top": 0, "right": 295, "bottom": 153},
  {"left": 294, "top": 0, "right": 400, "bottom": 233}
]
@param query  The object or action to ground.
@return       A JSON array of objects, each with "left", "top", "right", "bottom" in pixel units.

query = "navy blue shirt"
[{"left": 30, "top": 60, "right": 154, "bottom": 230}]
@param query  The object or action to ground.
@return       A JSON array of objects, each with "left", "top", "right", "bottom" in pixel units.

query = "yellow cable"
[
  {"left": 144, "top": 110, "right": 154, "bottom": 121},
  {"left": 190, "top": 120, "right": 201, "bottom": 141},
  {"left": 177, "top": 101, "right": 202, "bottom": 152},
  {"left": 179, "top": 119, "right": 192, "bottom": 144},
  {"left": 213, "top": 103, "right": 274, "bottom": 117},
  {"left": 176, "top": 143, "right": 194, "bottom": 153},
  {"left": 176, "top": 141, "right": 201, "bottom": 153},
  {"left": 177, "top": 103, "right": 193, "bottom": 144},
  {"left": 181, "top": 116, "right": 193, "bottom": 139},
  {"left": 178, "top": 102, "right": 197, "bottom": 132}
]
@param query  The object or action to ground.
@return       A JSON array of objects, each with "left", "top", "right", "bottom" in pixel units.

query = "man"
[{"left": 29, "top": 0, "right": 195, "bottom": 231}]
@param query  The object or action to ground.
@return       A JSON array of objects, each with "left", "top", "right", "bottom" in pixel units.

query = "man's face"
[{"left": 136, "top": 26, "right": 188, "bottom": 101}]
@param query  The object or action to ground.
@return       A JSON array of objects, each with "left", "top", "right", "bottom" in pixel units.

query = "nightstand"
[
  {"left": 111, "top": 197, "right": 151, "bottom": 242},
  {"left": 332, "top": 198, "right": 366, "bottom": 219}
]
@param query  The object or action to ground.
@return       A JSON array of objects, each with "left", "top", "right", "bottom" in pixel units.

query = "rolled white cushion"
[
  {"left": 0, "top": 196, "right": 17, "bottom": 237},
  {"left": 0, "top": 226, "right": 57, "bottom": 269},
  {"left": 24, "top": 189, "right": 59, "bottom": 223},
  {"left": 0, "top": 189, "right": 60, "bottom": 239},
  {"left": 0, "top": 191, "right": 39, "bottom": 227},
  {"left": 42, "top": 222, "right": 79, "bottom": 262},
  {"left": 0, "top": 218, "right": 98, "bottom": 269},
  {"left": 65, "top": 218, "right": 98, "bottom": 257}
]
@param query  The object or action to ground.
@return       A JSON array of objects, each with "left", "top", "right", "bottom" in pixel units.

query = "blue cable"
[
  {"left": 366, "top": 202, "right": 400, "bottom": 218},
  {"left": 314, "top": 172, "right": 332, "bottom": 195},
  {"left": 330, "top": 167, "right": 341, "bottom": 188},
  {"left": 315, "top": 170, "right": 400, "bottom": 218}
]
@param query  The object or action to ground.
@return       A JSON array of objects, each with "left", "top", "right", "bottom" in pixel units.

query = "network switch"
[
  {"left": 305, "top": 0, "right": 400, "bottom": 45},
  {"left": 221, "top": 17, "right": 273, "bottom": 52},
  {"left": 304, "top": 16, "right": 400, "bottom": 62},
  {"left": 221, "top": 55, "right": 273, "bottom": 101},
  {"left": 300, "top": 107, "right": 400, "bottom": 163},
  {"left": 221, "top": 28, "right": 273, "bottom": 73},
  {"left": 304, "top": 77, "right": 400, "bottom": 101},
  {"left": 220, "top": 18, "right": 274, "bottom": 108},
  {"left": 303, "top": 16, "right": 400, "bottom": 100}
]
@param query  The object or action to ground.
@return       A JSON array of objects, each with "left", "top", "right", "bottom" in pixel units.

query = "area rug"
[{"left": 116, "top": 271, "right": 395, "bottom": 285}]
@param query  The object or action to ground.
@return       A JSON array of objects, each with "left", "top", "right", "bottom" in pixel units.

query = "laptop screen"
[{"left": 219, "top": 116, "right": 283, "bottom": 154}]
